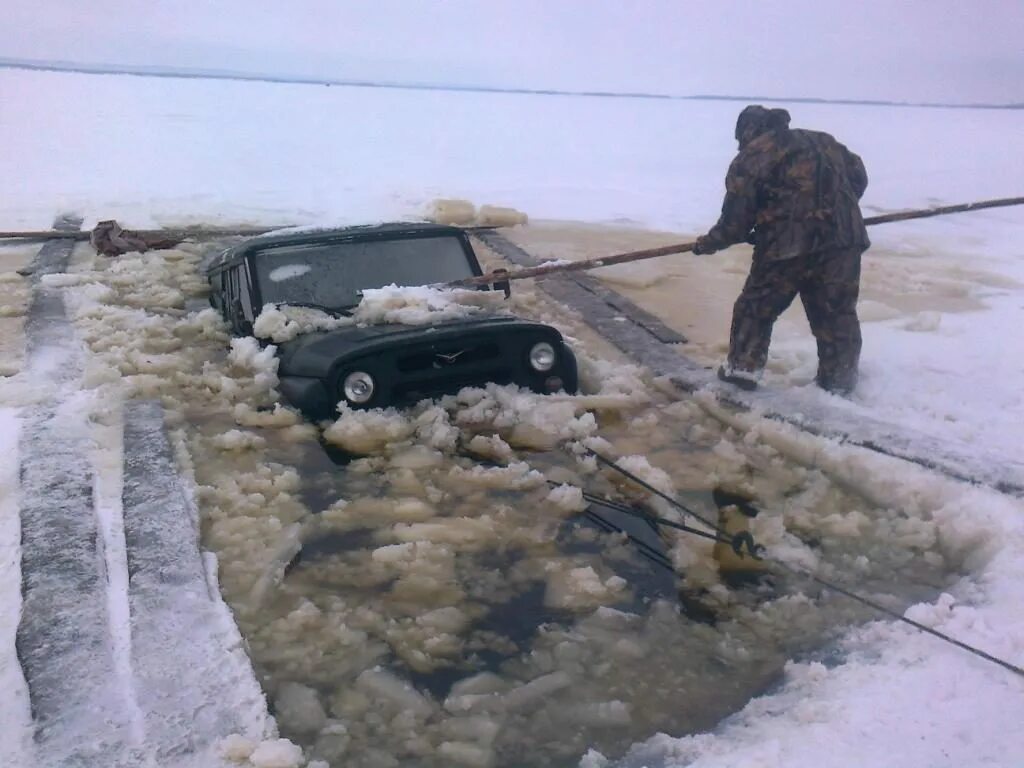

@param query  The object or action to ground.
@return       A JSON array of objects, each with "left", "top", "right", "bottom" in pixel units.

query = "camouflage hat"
[{"left": 735, "top": 105, "right": 791, "bottom": 145}]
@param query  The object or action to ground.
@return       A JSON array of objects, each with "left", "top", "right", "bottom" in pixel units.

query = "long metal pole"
[
  {"left": 862, "top": 195, "right": 1024, "bottom": 226},
  {"left": 0, "top": 225, "right": 283, "bottom": 241},
  {"left": 453, "top": 195, "right": 1024, "bottom": 287}
]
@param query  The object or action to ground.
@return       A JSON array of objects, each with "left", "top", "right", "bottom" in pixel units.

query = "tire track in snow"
[
  {"left": 0, "top": 408, "right": 32, "bottom": 767},
  {"left": 15, "top": 221, "right": 146, "bottom": 767},
  {"left": 121, "top": 400, "right": 270, "bottom": 765}
]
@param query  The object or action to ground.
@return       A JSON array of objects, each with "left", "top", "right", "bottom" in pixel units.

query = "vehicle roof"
[{"left": 205, "top": 222, "right": 468, "bottom": 273}]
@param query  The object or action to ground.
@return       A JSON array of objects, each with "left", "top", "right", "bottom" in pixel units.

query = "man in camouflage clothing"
[{"left": 694, "top": 105, "right": 869, "bottom": 395}]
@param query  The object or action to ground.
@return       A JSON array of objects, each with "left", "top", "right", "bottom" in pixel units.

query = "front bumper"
[{"left": 280, "top": 335, "right": 578, "bottom": 419}]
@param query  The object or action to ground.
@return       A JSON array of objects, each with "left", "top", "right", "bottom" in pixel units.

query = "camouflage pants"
[{"left": 728, "top": 246, "right": 864, "bottom": 393}]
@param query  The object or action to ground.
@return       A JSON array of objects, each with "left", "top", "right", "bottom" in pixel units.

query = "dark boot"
[
  {"left": 816, "top": 373, "right": 857, "bottom": 398},
  {"left": 718, "top": 365, "right": 759, "bottom": 391}
]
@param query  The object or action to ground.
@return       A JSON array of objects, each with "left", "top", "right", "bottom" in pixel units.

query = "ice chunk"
[
  {"left": 273, "top": 682, "right": 327, "bottom": 737},
  {"left": 476, "top": 204, "right": 528, "bottom": 227},
  {"left": 40, "top": 272, "right": 101, "bottom": 288},
  {"left": 248, "top": 522, "right": 310, "bottom": 607},
  {"left": 210, "top": 429, "right": 267, "bottom": 451},
  {"left": 545, "top": 484, "right": 586, "bottom": 514},
  {"left": 248, "top": 738, "right": 304, "bottom": 768},
  {"left": 613, "top": 454, "right": 675, "bottom": 497},
  {"left": 324, "top": 497, "right": 437, "bottom": 531},
  {"left": 218, "top": 733, "right": 256, "bottom": 761},
  {"left": 447, "top": 461, "right": 546, "bottom": 491},
  {"left": 233, "top": 403, "right": 301, "bottom": 428},
  {"left": 449, "top": 672, "right": 509, "bottom": 698},
  {"left": 503, "top": 671, "right": 572, "bottom": 711},
  {"left": 464, "top": 433, "right": 514, "bottom": 463},
  {"left": 388, "top": 445, "right": 445, "bottom": 470},
  {"left": 427, "top": 198, "right": 477, "bottom": 225},
  {"left": 355, "top": 668, "right": 435, "bottom": 718},
  {"left": 370, "top": 541, "right": 431, "bottom": 564},
  {"left": 443, "top": 691, "right": 506, "bottom": 715},
  {"left": 253, "top": 303, "right": 352, "bottom": 343},
  {"left": 412, "top": 405, "right": 460, "bottom": 452},
  {"left": 448, "top": 383, "right": 598, "bottom": 450},
  {"left": 310, "top": 720, "right": 349, "bottom": 763},
  {"left": 440, "top": 715, "right": 501, "bottom": 746},
  {"left": 324, "top": 404, "right": 416, "bottom": 454},
  {"left": 417, "top": 606, "right": 471, "bottom": 634},
  {"left": 389, "top": 517, "right": 498, "bottom": 549},
  {"left": 566, "top": 700, "right": 632, "bottom": 727},
  {"left": 544, "top": 566, "right": 628, "bottom": 610},
  {"left": 579, "top": 749, "right": 610, "bottom": 768},
  {"left": 438, "top": 740, "right": 494, "bottom": 767},
  {"left": 352, "top": 284, "right": 504, "bottom": 326},
  {"left": 226, "top": 337, "right": 280, "bottom": 400}
]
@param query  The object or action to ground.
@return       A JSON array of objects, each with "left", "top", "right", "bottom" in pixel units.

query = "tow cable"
[
  {"left": 587, "top": 450, "right": 764, "bottom": 560},
  {"left": 586, "top": 449, "right": 1024, "bottom": 680}
]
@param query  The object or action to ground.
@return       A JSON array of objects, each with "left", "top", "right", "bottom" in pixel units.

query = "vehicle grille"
[{"left": 395, "top": 341, "right": 501, "bottom": 373}]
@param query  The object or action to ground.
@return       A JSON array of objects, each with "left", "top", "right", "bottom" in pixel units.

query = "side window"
[
  {"left": 225, "top": 268, "right": 237, "bottom": 303},
  {"left": 224, "top": 266, "right": 254, "bottom": 335},
  {"left": 211, "top": 272, "right": 224, "bottom": 310},
  {"left": 239, "top": 261, "right": 255, "bottom": 321},
  {"left": 223, "top": 268, "right": 239, "bottom": 328}
]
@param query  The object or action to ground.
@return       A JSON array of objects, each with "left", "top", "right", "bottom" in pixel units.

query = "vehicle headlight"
[
  {"left": 528, "top": 341, "right": 556, "bottom": 372},
  {"left": 342, "top": 371, "right": 375, "bottom": 404}
]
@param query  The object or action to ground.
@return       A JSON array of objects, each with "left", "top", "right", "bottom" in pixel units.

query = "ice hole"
[{"left": 219, "top": 418, "right": 954, "bottom": 768}]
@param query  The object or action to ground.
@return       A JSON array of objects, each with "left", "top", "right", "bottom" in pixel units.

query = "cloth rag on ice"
[{"left": 90, "top": 220, "right": 184, "bottom": 257}]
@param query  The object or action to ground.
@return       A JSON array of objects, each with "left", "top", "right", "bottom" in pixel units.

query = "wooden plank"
[{"left": 567, "top": 274, "right": 688, "bottom": 344}]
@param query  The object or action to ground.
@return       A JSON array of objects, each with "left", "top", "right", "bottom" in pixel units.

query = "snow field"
[{"left": 5, "top": 68, "right": 1024, "bottom": 234}]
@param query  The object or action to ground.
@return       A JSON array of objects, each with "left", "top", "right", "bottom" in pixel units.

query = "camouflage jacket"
[{"left": 704, "top": 128, "right": 870, "bottom": 261}]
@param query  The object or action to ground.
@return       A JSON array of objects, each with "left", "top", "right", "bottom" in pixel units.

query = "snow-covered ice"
[
  {"left": 0, "top": 408, "right": 31, "bottom": 767},
  {"left": 1, "top": 65, "right": 1023, "bottom": 767}
]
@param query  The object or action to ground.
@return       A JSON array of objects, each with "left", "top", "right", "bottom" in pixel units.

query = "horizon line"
[{"left": 1, "top": 56, "right": 1021, "bottom": 111}]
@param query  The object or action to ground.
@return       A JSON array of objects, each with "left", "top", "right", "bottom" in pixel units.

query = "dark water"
[{"left": 182, "top": 387, "right": 952, "bottom": 767}]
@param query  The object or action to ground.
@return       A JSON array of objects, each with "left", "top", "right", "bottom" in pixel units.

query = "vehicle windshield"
[{"left": 252, "top": 235, "right": 477, "bottom": 310}]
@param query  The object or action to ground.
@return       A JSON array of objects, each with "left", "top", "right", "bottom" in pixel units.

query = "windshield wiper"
[{"left": 275, "top": 301, "right": 353, "bottom": 318}]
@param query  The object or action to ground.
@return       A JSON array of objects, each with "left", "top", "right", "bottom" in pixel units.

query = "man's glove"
[{"left": 693, "top": 235, "right": 717, "bottom": 256}]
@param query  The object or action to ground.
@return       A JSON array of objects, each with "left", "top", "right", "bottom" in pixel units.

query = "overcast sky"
[{"left": 5, "top": 1, "right": 1023, "bottom": 103}]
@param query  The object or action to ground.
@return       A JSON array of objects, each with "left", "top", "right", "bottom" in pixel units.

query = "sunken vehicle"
[{"left": 206, "top": 223, "right": 578, "bottom": 418}]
